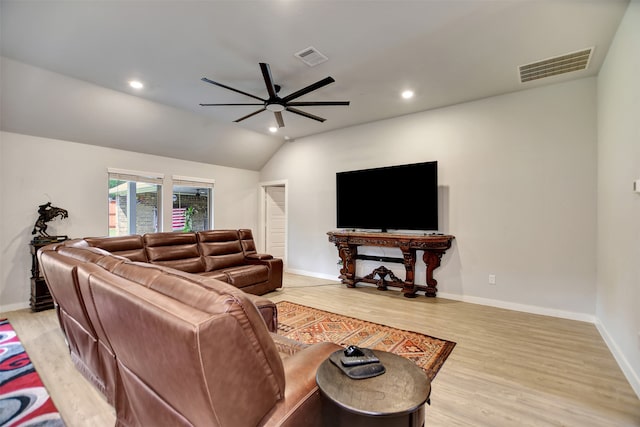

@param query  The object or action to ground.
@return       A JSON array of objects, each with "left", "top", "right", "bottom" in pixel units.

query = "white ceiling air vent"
[
  {"left": 519, "top": 47, "right": 593, "bottom": 83},
  {"left": 294, "top": 46, "right": 328, "bottom": 67}
]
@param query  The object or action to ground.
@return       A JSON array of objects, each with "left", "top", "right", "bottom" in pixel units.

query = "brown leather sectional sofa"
[
  {"left": 84, "top": 229, "right": 283, "bottom": 295},
  {"left": 38, "top": 230, "right": 342, "bottom": 427}
]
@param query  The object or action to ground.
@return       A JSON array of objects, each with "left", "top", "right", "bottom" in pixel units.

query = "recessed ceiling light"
[
  {"left": 401, "top": 90, "right": 414, "bottom": 99},
  {"left": 269, "top": 126, "right": 278, "bottom": 133},
  {"left": 129, "top": 80, "right": 144, "bottom": 89}
]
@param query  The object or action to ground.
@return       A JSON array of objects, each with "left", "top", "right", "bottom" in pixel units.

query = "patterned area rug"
[
  {"left": 0, "top": 319, "right": 64, "bottom": 427},
  {"left": 276, "top": 301, "right": 456, "bottom": 381}
]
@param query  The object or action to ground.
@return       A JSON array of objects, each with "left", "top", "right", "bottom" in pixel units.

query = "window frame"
[
  {"left": 171, "top": 175, "right": 215, "bottom": 232},
  {"left": 108, "top": 168, "right": 164, "bottom": 236}
]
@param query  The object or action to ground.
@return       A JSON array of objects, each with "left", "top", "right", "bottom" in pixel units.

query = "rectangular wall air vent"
[
  {"left": 519, "top": 48, "right": 593, "bottom": 83},
  {"left": 294, "top": 46, "right": 328, "bottom": 67}
]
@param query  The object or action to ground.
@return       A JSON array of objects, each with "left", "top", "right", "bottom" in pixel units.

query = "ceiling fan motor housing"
[{"left": 266, "top": 103, "right": 285, "bottom": 112}]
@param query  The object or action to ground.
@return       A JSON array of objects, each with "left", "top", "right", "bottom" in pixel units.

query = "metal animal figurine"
[{"left": 32, "top": 202, "right": 68, "bottom": 237}]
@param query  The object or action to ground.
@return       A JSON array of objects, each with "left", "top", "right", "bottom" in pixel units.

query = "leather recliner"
[{"left": 39, "top": 239, "right": 341, "bottom": 427}]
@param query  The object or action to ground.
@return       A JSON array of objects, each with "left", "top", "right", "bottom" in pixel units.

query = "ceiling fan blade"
[
  {"left": 200, "top": 103, "right": 264, "bottom": 106},
  {"left": 275, "top": 111, "right": 285, "bottom": 128},
  {"left": 201, "top": 77, "right": 266, "bottom": 102},
  {"left": 281, "top": 77, "right": 335, "bottom": 103},
  {"left": 286, "top": 101, "right": 350, "bottom": 106},
  {"left": 286, "top": 107, "right": 326, "bottom": 123},
  {"left": 259, "top": 63, "right": 279, "bottom": 99},
  {"left": 234, "top": 108, "right": 266, "bottom": 123}
]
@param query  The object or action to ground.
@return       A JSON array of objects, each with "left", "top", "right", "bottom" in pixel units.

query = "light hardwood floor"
[{"left": 3, "top": 273, "right": 639, "bottom": 426}]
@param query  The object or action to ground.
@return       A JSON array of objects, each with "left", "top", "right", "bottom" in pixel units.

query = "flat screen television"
[{"left": 336, "top": 161, "right": 438, "bottom": 232}]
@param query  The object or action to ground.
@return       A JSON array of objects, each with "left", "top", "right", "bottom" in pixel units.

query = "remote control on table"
[{"left": 340, "top": 345, "right": 380, "bottom": 366}]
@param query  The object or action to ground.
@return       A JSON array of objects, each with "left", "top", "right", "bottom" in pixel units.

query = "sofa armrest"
[
  {"left": 245, "top": 294, "right": 278, "bottom": 332},
  {"left": 245, "top": 257, "right": 283, "bottom": 290},
  {"left": 270, "top": 333, "right": 310, "bottom": 357},
  {"left": 259, "top": 341, "right": 342, "bottom": 427}
]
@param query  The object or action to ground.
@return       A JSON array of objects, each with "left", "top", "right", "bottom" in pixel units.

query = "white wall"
[
  {"left": 261, "top": 78, "right": 598, "bottom": 319},
  {"left": 596, "top": 0, "right": 640, "bottom": 397},
  {"left": 0, "top": 131, "right": 260, "bottom": 312}
]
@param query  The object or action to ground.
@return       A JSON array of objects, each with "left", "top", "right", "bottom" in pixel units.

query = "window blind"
[
  {"left": 172, "top": 175, "right": 215, "bottom": 188},
  {"left": 108, "top": 168, "right": 164, "bottom": 184}
]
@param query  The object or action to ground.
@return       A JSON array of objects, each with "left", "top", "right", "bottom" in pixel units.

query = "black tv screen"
[{"left": 336, "top": 161, "right": 438, "bottom": 232}]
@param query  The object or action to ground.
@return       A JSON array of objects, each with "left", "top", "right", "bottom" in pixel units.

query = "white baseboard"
[
  {"left": 0, "top": 301, "right": 30, "bottom": 315},
  {"left": 595, "top": 319, "right": 640, "bottom": 399},
  {"left": 284, "top": 268, "right": 341, "bottom": 282},
  {"left": 437, "top": 292, "right": 597, "bottom": 323}
]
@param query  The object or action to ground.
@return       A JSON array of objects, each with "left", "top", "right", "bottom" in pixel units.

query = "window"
[
  {"left": 172, "top": 176, "right": 214, "bottom": 232},
  {"left": 108, "top": 169, "right": 163, "bottom": 236}
]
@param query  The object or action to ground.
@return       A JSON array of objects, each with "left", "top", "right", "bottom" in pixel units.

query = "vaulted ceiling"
[{"left": 0, "top": 0, "right": 629, "bottom": 170}]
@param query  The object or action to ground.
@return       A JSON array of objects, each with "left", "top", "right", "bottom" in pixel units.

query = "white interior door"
[{"left": 265, "top": 185, "right": 286, "bottom": 261}]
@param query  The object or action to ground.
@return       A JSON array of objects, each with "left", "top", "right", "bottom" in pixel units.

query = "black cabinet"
[{"left": 30, "top": 237, "right": 67, "bottom": 311}]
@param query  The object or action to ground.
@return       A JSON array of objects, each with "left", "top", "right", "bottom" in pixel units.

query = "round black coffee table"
[{"left": 316, "top": 350, "right": 431, "bottom": 427}]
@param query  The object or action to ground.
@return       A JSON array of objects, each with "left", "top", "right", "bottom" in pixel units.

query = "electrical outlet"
[{"left": 488, "top": 274, "right": 496, "bottom": 285}]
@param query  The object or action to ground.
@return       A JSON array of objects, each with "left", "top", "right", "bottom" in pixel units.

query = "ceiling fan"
[{"left": 200, "top": 63, "right": 350, "bottom": 128}]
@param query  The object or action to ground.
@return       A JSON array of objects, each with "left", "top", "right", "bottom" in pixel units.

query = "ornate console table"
[{"left": 327, "top": 231, "right": 454, "bottom": 298}]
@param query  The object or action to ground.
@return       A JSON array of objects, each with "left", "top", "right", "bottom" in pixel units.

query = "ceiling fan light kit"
[
  {"left": 200, "top": 63, "right": 350, "bottom": 128},
  {"left": 266, "top": 103, "right": 285, "bottom": 112}
]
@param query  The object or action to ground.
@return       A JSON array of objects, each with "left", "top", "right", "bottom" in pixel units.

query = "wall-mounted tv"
[{"left": 336, "top": 161, "right": 438, "bottom": 232}]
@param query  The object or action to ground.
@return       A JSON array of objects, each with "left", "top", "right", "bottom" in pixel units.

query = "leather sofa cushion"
[
  {"left": 220, "top": 265, "right": 269, "bottom": 288},
  {"left": 246, "top": 253, "right": 274, "bottom": 261},
  {"left": 198, "top": 270, "right": 230, "bottom": 282},
  {"left": 239, "top": 229, "right": 257, "bottom": 254},
  {"left": 146, "top": 243, "right": 200, "bottom": 261},
  {"left": 147, "top": 256, "right": 205, "bottom": 273},
  {"left": 239, "top": 229, "right": 274, "bottom": 260},
  {"left": 144, "top": 232, "right": 205, "bottom": 273},
  {"left": 259, "top": 341, "right": 342, "bottom": 427},
  {"left": 111, "top": 262, "right": 227, "bottom": 313},
  {"left": 204, "top": 253, "right": 246, "bottom": 271},
  {"left": 201, "top": 240, "right": 243, "bottom": 256},
  {"left": 56, "top": 246, "right": 127, "bottom": 271},
  {"left": 197, "top": 230, "right": 247, "bottom": 271},
  {"left": 111, "top": 262, "right": 164, "bottom": 287},
  {"left": 85, "top": 235, "right": 148, "bottom": 262},
  {"left": 197, "top": 229, "right": 239, "bottom": 244}
]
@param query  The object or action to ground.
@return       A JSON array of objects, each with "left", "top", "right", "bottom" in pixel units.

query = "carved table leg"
[
  {"left": 422, "top": 251, "right": 444, "bottom": 297},
  {"left": 401, "top": 246, "right": 417, "bottom": 298},
  {"left": 337, "top": 242, "right": 357, "bottom": 287}
]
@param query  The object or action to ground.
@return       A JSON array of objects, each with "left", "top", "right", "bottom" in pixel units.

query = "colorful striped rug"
[
  {"left": 275, "top": 301, "right": 456, "bottom": 381},
  {"left": 0, "top": 319, "right": 64, "bottom": 427}
]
